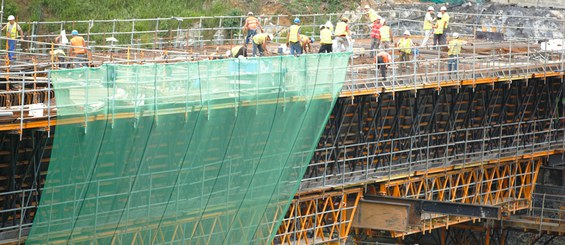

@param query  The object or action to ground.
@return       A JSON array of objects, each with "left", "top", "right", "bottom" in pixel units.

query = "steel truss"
[{"left": 273, "top": 188, "right": 362, "bottom": 245}]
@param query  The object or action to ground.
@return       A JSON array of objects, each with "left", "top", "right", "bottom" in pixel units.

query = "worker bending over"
[
  {"left": 252, "top": 33, "right": 272, "bottom": 56},
  {"left": 334, "top": 17, "right": 351, "bottom": 52},
  {"left": 300, "top": 35, "right": 315, "bottom": 53},
  {"left": 369, "top": 17, "right": 382, "bottom": 57},
  {"left": 396, "top": 31, "right": 414, "bottom": 72},
  {"left": 243, "top": 12, "right": 263, "bottom": 46},
  {"left": 421, "top": 6, "right": 435, "bottom": 47},
  {"left": 69, "top": 30, "right": 88, "bottom": 67},
  {"left": 379, "top": 19, "right": 393, "bottom": 49},
  {"left": 228, "top": 45, "right": 247, "bottom": 58},
  {"left": 287, "top": 18, "right": 302, "bottom": 56},
  {"left": 318, "top": 25, "right": 333, "bottom": 53},
  {"left": 2, "top": 15, "right": 24, "bottom": 61},
  {"left": 375, "top": 49, "right": 391, "bottom": 80},
  {"left": 447, "top": 33, "right": 467, "bottom": 75}
]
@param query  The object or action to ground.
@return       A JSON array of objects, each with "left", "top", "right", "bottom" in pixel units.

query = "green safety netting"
[{"left": 28, "top": 53, "right": 350, "bottom": 244}]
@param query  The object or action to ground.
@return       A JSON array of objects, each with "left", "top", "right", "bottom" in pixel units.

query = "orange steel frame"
[{"left": 274, "top": 188, "right": 363, "bottom": 245}]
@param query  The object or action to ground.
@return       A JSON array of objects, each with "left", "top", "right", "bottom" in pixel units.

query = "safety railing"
[{"left": 527, "top": 192, "right": 565, "bottom": 234}]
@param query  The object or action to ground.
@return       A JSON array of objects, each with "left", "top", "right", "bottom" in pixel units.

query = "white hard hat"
[
  {"left": 247, "top": 12, "right": 253, "bottom": 16},
  {"left": 437, "top": 13, "right": 443, "bottom": 18},
  {"left": 381, "top": 18, "right": 386, "bottom": 24},
  {"left": 226, "top": 50, "right": 231, "bottom": 57},
  {"left": 268, "top": 34, "right": 273, "bottom": 40},
  {"left": 428, "top": 6, "right": 435, "bottom": 11},
  {"left": 364, "top": 5, "right": 370, "bottom": 9},
  {"left": 403, "top": 30, "right": 411, "bottom": 36},
  {"left": 319, "top": 24, "right": 326, "bottom": 29},
  {"left": 7, "top": 15, "right": 15, "bottom": 21},
  {"left": 440, "top": 6, "right": 447, "bottom": 11},
  {"left": 453, "top": 32, "right": 460, "bottom": 38}
]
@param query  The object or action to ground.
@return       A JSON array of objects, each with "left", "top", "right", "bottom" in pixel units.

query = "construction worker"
[
  {"left": 334, "top": 17, "right": 351, "bottom": 52},
  {"left": 448, "top": 32, "right": 467, "bottom": 73},
  {"left": 396, "top": 30, "right": 414, "bottom": 72},
  {"left": 421, "top": 6, "right": 435, "bottom": 47},
  {"left": 440, "top": 6, "right": 450, "bottom": 44},
  {"left": 252, "top": 33, "right": 272, "bottom": 56},
  {"left": 364, "top": 5, "right": 380, "bottom": 23},
  {"left": 2, "top": 15, "right": 24, "bottom": 61},
  {"left": 299, "top": 35, "right": 315, "bottom": 54},
  {"left": 243, "top": 12, "right": 263, "bottom": 46},
  {"left": 318, "top": 24, "right": 333, "bottom": 53},
  {"left": 369, "top": 17, "right": 382, "bottom": 57},
  {"left": 433, "top": 13, "right": 446, "bottom": 48},
  {"left": 69, "top": 30, "right": 88, "bottom": 67},
  {"left": 287, "top": 18, "right": 302, "bottom": 56},
  {"left": 50, "top": 49, "right": 68, "bottom": 68},
  {"left": 228, "top": 45, "right": 247, "bottom": 58},
  {"left": 379, "top": 19, "right": 393, "bottom": 49},
  {"left": 375, "top": 49, "right": 391, "bottom": 80}
]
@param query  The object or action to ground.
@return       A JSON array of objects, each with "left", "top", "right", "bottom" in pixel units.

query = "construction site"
[{"left": 0, "top": 0, "right": 563, "bottom": 244}]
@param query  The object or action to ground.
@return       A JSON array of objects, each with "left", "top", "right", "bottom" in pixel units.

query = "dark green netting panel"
[{"left": 28, "top": 53, "right": 350, "bottom": 244}]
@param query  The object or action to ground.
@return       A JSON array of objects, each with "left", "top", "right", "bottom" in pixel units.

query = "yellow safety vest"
[
  {"left": 423, "top": 13, "right": 433, "bottom": 30},
  {"left": 300, "top": 34, "right": 309, "bottom": 43},
  {"left": 434, "top": 20, "right": 445, "bottom": 34},
  {"left": 448, "top": 39, "right": 464, "bottom": 56},
  {"left": 6, "top": 23, "right": 18, "bottom": 39},
  {"left": 289, "top": 25, "right": 300, "bottom": 42},
  {"left": 380, "top": 26, "right": 391, "bottom": 42},
  {"left": 368, "top": 9, "right": 379, "bottom": 22},
  {"left": 398, "top": 38, "right": 412, "bottom": 54},
  {"left": 442, "top": 13, "right": 450, "bottom": 28},
  {"left": 253, "top": 33, "right": 268, "bottom": 45},
  {"left": 320, "top": 29, "right": 332, "bottom": 44},
  {"left": 335, "top": 21, "right": 348, "bottom": 36},
  {"left": 231, "top": 46, "right": 242, "bottom": 57}
]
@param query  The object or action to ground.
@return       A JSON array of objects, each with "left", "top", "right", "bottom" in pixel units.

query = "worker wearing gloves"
[
  {"left": 253, "top": 33, "right": 272, "bottom": 57},
  {"left": 333, "top": 17, "right": 351, "bottom": 52},
  {"left": 396, "top": 31, "right": 415, "bottom": 72},
  {"left": 379, "top": 19, "right": 393, "bottom": 49},
  {"left": 2, "top": 15, "right": 24, "bottom": 61},
  {"left": 369, "top": 17, "right": 383, "bottom": 57},
  {"left": 299, "top": 35, "right": 315, "bottom": 54},
  {"left": 287, "top": 18, "right": 302, "bottom": 56},
  {"left": 243, "top": 12, "right": 263, "bottom": 46},
  {"left": 318, "top": 24, "right": 333, "bottom": 53},
  {"left": 448, "top": 32, "right": 467, "bottom": 74},
  {"left": 433, "top": 13, "right": 446, "bottom": 48},
  {"left": 364, "top": 5, "right": 380, "bottom": 23},
  {"left": 69, "top": 30, "right": 88, "bottom": 67},
  {"left": 421, "top": 6, "right": 435, "bottom": 47}
]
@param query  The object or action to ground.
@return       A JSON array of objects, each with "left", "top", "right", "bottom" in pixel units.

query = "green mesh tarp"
[{"left": 28, "top": 53, "right": 350, "bottom": 244}]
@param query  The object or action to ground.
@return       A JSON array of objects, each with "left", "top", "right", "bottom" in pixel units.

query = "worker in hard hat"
[
  {"left": 421, "top": 6, "right": 436, "bottom": 48},
  {"left": 1, "top": 15, "right": 24, "bottom": 61},
  {"left": 448, "top": 32, "right": 467, "bottom": 75},
  {"left": 299, "top": 35, "right": 315, "bottom": 54},
  {"left": 379, "top": 18, "right": 393, "bottom": 49},
  {"left": 50, "top": 49, "right": 68, "bottom": 68},
  {"left": 364, "top": 5, "right": 380, "bottom": 23},
  {"left": 287, "top": 18, "right": 302, "bottom": 56},
  {"left": 318, "top": 24, "right": 333, "bottom": 53},
  {"left": 396, "top": 30, "right": 415, "bottom": 72},
  {"left": 433, "top": 13, "right": 447, "bottom": 48},
  {"left": 243, "top": 12, "right": 264, "bottom": 47},
  {"left": 252, "top": 33, "right": 272, "bottom": 56},
  {"left": 228, "top": 45, "right": 247, "bottom": 58},
  {"left": 440, "top": 6, "right": 450, "bottom": 44},
  {"left": 375, "top": 49, "right": 391, "bottom": 80},
  {"left": 369, "top": 17, "right": 383, "bottom": 57},
  {"left": 334, "top": 17, "right": 351, "bottom": 52},
  {"left": 69, "top": 30, "right": 88, "bottom": 67}
]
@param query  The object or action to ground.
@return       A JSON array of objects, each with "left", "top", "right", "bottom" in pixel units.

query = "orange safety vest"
[
  {"left": 246, "top": 17, "right": 260, "bottom": 30},
  {"left": 70, "top": 36, "right": 86, "bottom": 54}
]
